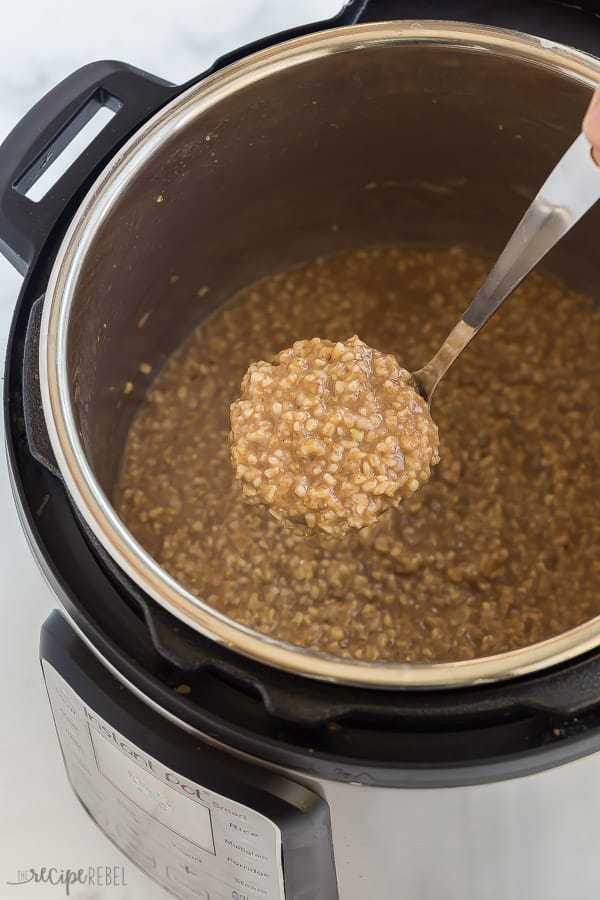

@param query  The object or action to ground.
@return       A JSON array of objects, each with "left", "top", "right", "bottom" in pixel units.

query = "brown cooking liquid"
[{"left": 116, "top": 247, "right": 600, "bottom": 662}]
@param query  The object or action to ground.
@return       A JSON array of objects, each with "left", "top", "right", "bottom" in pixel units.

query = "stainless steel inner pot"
[{"left": 40, "top": 21, "right": 600, "bottom": 688}]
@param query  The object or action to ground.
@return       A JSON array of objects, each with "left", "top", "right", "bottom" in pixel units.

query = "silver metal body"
[
  {"left": 317, "top": 757, "right": 600, "bottom": 899},
  {"left": 46, "top": 615, "right": 600, "bottom": 900},
  {"left": 415, "top": 132, "right": 600, "bottom": 401},
  {"left": 38, "top": 22, "right": 600, "bottom": 688}
]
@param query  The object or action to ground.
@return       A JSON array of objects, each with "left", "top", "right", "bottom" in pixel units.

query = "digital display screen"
[{"left": 91, "top": 728, "right": 215, "bottom": 854}]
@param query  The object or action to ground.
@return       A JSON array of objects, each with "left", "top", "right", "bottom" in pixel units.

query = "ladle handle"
[
  {"left": 417, "top": 133, "right": 600, "bottom": 401},
  {"left": 462, "top": 133, "right": 600, "bottom": 331}
]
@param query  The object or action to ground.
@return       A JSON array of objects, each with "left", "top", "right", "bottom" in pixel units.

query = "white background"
[{"left": 0, "top": 2, "right": 339, "bottom": 897}]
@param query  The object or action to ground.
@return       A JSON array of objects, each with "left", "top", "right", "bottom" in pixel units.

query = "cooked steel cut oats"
[
  {"left": 116, "top": 246, "right": 600, "bottom": 663},
  {"left": 230, "top": 335, "right": 440, "bottom": 535}
]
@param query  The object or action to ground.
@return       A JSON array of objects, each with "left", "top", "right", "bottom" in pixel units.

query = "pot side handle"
[
  {"left": 22, "top": 296, "right": 60, "bottom": 478},
  {"left": 0, "top": 61, "right": 177, "bottom": 276},
  {"left": 350, "top": 0, "right": 600, "bottom": 34},
  {"left": 350, "top": 0, "right": 600, "bottom": 18}
]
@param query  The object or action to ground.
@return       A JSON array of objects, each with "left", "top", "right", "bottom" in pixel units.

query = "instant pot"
[{"left": 3, "top": 1, "right": 600, "bottom": 898}]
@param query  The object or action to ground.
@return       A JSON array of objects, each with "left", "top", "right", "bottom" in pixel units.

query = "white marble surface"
[{"left": 0, "top": 2, "right": 340, "bottom": 897}]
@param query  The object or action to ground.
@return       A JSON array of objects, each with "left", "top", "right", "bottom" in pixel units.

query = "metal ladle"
[{"left": 412, "top": 133, "right": 600, "bottom": 404}]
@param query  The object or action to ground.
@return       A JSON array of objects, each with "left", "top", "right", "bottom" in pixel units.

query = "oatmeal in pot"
[
  {"left": 230, "top": 335, "right": 440, "bottom": 536},
  {"left": 116, "top": 247, "right": 600, "bottom": 663}
]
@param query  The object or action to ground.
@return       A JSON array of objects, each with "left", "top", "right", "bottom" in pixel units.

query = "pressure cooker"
[{"left": 3, "top": 1, "right": 600, "bottom": 898}]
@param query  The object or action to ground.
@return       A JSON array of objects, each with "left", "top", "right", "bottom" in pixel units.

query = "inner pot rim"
[{"left": 39, "top": 20, "right": 600, "bottom": 689}]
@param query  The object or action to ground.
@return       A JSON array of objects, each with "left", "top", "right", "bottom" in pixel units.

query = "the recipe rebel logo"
[{"left": 6, "top": 866, "right": 128, "bottom": 895}]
